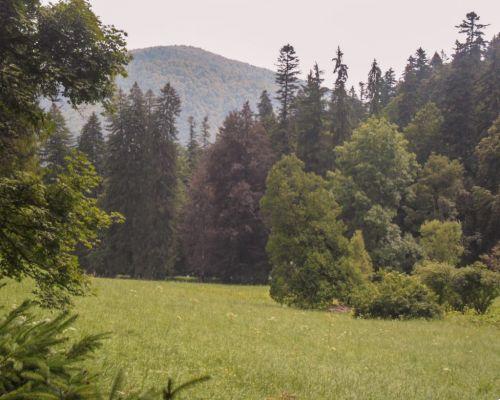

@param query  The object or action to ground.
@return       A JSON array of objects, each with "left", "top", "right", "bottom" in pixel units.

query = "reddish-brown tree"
[{"left": 182, "top": 103, "right": 275, "bottom": 283}]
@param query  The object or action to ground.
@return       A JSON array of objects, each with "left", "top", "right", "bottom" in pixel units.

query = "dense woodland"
[{"left": 0, "top": 0, "right": 499, "bottom": 397}]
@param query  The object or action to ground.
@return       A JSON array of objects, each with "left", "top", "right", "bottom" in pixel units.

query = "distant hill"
[{"left": 57, "top": 45, "right": 277, "bottom": 143}]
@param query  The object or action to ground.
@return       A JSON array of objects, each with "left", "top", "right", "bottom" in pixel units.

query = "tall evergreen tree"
[
  {"left": 99, "top": 82, "right": 180, "bottom": 278},
  {"left": 200, "top": 115, "right": 211, "bottom": 149},
  {"left": 41, "top": 104, "right": 73, "bottom": 177},
  {"left": 441, "top": 12, "right": 488, "bottom": 169},
  {"left": 366, "top": 59, "right": 383, "bottom": 115},
  {"left": 330, "top": 47, "right": 356, "bottom": 147},
  {"left": 430, "top": 51, "right": 443, "bottom": 69},
  {"left": 296, "top": 63, "right": 328, "bottom": 174},
  {"left": 274, "top": 44, "right": 300, "bottom": 154},
  {"left": 475, "top": 34, "right": 500, "bottom": 137},
  {"left": 140, "top": 82, "right": 181, "bottom": 277},
  {"left": 186, "top": 115, "right": 200, "bottom": 171},
  {"left": 257, "top": 90, "right": 277, "bottom": 134},
  {"left": 380, "top": 68, "right": 397, "bottom": 107},
  {"left": 77, "top": 112, "right": 105, "bottom": 176}
]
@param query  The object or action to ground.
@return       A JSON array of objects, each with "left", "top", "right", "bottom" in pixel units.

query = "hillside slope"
[{"left": 59, "top": 45, "right": 276, "bottom": 142}]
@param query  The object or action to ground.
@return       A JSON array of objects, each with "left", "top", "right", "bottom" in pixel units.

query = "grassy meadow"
[{"left": 1, "top": 278, "right": 499, "bottom": 399}]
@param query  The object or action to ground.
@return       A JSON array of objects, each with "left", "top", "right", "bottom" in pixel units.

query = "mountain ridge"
[{"left": 59, "top": 45, "right": 277, "bottom": 142}]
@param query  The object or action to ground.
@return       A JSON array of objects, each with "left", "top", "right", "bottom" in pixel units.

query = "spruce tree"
[
  {"left": 140, "top": 82, "right": 181, "bottom": 278},
  {"left": 274, "top": 44, "right": 300, "bottom": 154},
  {"left": 380, "top": 68, "right": 397, "bottom": 107},
  {"left": 77, "top": 112, "right": 105, "bottom": 176},
  {"left": 296, "top": 63, "right": 328, "bottom": 174},
  {"left": 186, "top": 115, "right": 200, "bottom": 171},
  {"left": 366, "top": 59, "right": 383, "bottom": 115},
  {"left": 200, "top": 115, "right": 211, "bottom": 149},
  {"left": 441, "top": 12, "right": 488, "bottom": 169},
  {"left": 257, "top": 89, "right": 277, "bottom": 134},
  {"left": 330, "top": 47, "right": 355, "bottom": 148},
  {"left": 41, "top": 104, "right": 73, "bottom": 178}
]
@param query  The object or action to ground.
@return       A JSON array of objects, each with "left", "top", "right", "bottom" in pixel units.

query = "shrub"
[
  {"left": 0, "top": 301, "right": 209, "bottom": 399},
  {"left": 452, "top": 262, "right": 500, "bottom": 314},
  {"left": 261, "top": 156, "right": 364, "bottom": 308},
  {"left": 419, "top": 220, "right": 464, "bottom": 265},
  {"left": 352, "top": 271, "right": 443, "bottom": 319},
  {"left": 414, "top": 261, "right": 459, "bottom": 306}
]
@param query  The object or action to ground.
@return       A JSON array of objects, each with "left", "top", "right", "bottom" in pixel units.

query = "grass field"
[{"left": 1, "top": 278, "right": 499, "bottom": 399}]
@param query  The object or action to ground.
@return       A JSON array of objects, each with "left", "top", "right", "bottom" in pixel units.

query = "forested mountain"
[{"left": 58, "top": 45, "right": 276, "bottom": 141}]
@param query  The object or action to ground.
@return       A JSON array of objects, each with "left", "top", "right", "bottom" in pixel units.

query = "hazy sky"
[{"left": 60, "top": 0, "right": 499, "bottom": 86}]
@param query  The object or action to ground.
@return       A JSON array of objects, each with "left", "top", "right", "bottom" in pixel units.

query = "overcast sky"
[{"left": 61, "top": 0, "right": 499, "bottom": 87}]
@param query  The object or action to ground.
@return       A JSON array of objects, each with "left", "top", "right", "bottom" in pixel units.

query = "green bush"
[
  {"left": 352, "top": 271, "right": 443, "bottom": 319},
  {"left": 414, "top": 261, "right": 459, "bottom": 306},
  {"left": 452, "top": 262, "right": 500, "bottom": 314},
  {"left": 0, "top": 301, "right": 209, "bottom": 399}
]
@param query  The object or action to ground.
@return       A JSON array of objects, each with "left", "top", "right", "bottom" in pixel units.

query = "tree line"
[{"left": 37, "top": 11, "right": 500, "bottom": 316}]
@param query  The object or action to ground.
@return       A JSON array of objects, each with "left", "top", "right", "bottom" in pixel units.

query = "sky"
[{"left": 53, "top": 0, "right": 499, "bottom": 87}]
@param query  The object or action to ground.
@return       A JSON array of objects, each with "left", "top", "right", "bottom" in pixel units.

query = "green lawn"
[{"left": 1, "top": 278, "right": 499, "bottom": 399}]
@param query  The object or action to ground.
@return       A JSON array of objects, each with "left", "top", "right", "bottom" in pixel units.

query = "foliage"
[
  {"left": 419, "top": 220, "right": 464, "bottom": 265},
  {"left": 404, "top": 154, "right": 465, "bottom": 230},
  {"left": 78, "top": 112, "right": 106, "bottom": 176},
  {"left": 99, "top": 83, "right": 180, "bottom": 279},
  {"left": 414, "top": 261, "right": 459, "bottom": 306},
  {"left": 0, "top": 0, "right": 128, "bottom": 174},
  {"left": 474, "top": 116, "right": 500, "bottom": 192},
  {"left": 0, "top": 153, "right": 121, "bottom": 307},
  {"left": 452, "top": 262, "right": 500, "bottom": 314},
  {"left": 348, "top": 230, "right": 373, "bottom": 277},
  {"left": 352, "top": 271, "right": 443, "bottom": 319},
  {"left": 0, "top": 300, "right": 209, "bottom": 399},
  {"left": 261, "top": 155, "right": 363, "bottom": 308},
  {"left": 330, "top": 117, "right": 419, "bottom": 269},
  {"left": 182, "top": 103, "right": 274, "bottom": 283},
  {"left": 403, "top": 102, "right": 444, "bottom": 164}
]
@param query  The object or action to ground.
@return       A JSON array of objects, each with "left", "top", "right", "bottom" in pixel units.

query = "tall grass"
[{"left": 1, "top": 278, "right": 498, "bottom": 399}]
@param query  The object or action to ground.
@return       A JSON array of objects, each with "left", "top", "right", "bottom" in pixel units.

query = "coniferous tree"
[
  {"left": 182, "top": 103, "right": 274, "bottom": 283},
  {"left": 186, "top": 116, "right": 200, "bottom": 171},
  {"left": 475, "top": 34, "right": 500, "bottom": 137},
  {"left": 77, "top": 112, "right": 105, "bottom": 176},
  {"left": 274, "top": 44, "right": 300, "bottom": 154},
  {"left": 41, "top": 104, "right": 73, "bottom": 177},
  {"left": 330, "top": 47, "right": 355, "bottom": 148},
  {"left": 366, "top": 59, "right": 383, "bottom": 115},
  {"left": 99, "top": 82, "right": 181, "bottom": 278},
  {"left": 257, "top": 89, "right": 277, "bottom": 134},
  {"left": 380, "top": 68, "right": 397, "bottom": 107},
  {"left": 140, "top": 83, "right": 181, "bottom": 277},
  {"left": 430, "top": 51, "right": 443, "bottom": 69},
  {"left": 296, "top": 63, "right": 328, "bottom": 174},
  {"left": 200, "top": 115, "right": 211, "bottom": 149},
  {"left": 441, "top": 12, "right": 488, "bottom": 169}
]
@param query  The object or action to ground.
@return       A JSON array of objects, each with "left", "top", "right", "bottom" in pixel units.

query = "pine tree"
[
  {"left": 475, "top": 34, "right": 500, "bottom": 137},
  {"left": 441, "top": 12, "right": 488, "bottom": 169},
  {"left": 257, "top": 89, "right": 276, "bottom": 134},
  {"left": 140, "top": 82, "right": 181, "bottom": 278},
  {"left": 41, "top": 104, "right": 73, "bottom": 178},
  {"left": 366, "top": 59, "right": 383, "bottom": 115},
  {"left": 380, "top": 68, "right": 397, "bottom": 107},
  {"left": 430, "top": 51, "right": 443, "bottom": 69},
  {"left": 274, "top": 44, "right": 300, "bottom": 154},
  {"left": 99, "top": 85, "right": 146, "bottom": 277},
  {"left": 200, "top": 115, "right": 211, "bottom": 149},
  {"left": 296, "top": 63, "right": 328, "bottom": 174},
  {"left": 186, "top": 115, "right": 200, "bottom": 171},
  {"left": 330, "top": 47, "right": 355, "bottom": 147},
  {"left": 77, "top": 112, "right": 105, "bottom": 176}
]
